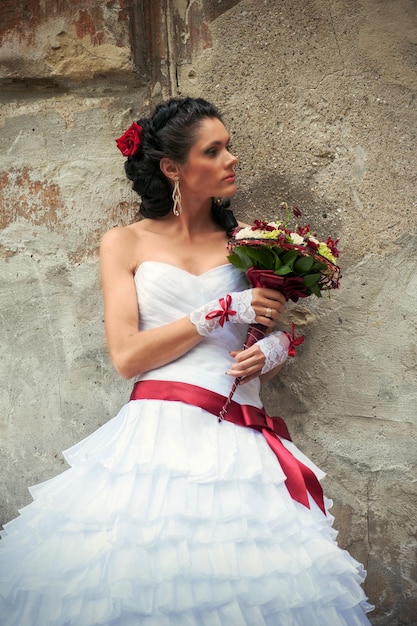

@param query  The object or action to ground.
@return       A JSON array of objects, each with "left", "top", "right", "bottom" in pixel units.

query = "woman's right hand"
[{"left": 189, "top": 287, "right": 286, "bottom": 336}]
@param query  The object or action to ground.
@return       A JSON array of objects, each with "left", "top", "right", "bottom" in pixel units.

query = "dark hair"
[{"left": 124, "top": 97, "right": 238, "bottom": 236}]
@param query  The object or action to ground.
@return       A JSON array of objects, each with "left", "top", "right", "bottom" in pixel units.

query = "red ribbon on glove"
[
  {"left": 130, "top": 380, "right": 326, "bottom": 515},
  {"left": 205, "top": 294, "right": 236, "bottom": 327},
  {"left": 284, "top": 322, "right": 305, "bottom": 357}
]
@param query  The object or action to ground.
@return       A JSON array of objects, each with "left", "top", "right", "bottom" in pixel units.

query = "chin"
[{"left": 223, "top": 184, "right": 237, "bottom": 197}]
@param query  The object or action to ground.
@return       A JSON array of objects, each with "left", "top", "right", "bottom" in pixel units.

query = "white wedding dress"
[{"left": 0, "top": 262, "right": 373, "bottom": 626}]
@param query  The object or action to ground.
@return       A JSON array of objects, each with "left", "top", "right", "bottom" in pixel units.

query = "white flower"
[
  {"left": 289, "top": 232, "right": 305, "bottom": 245},
  {"left": 234, "top": 227, "right": 255, "bottom": 239},
  {"left": 252, "top": 231, "right": 266, "bottom": 238},
  {"left": 308, "top": 236, "right": 319, "bottom": 244}
]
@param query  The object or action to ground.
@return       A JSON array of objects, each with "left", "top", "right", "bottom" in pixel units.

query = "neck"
[{"left": 172, "top": 198, "right": 216, "bottom": 234}]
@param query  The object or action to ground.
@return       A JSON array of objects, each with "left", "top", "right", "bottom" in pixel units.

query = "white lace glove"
[
  {"left": 190, "top": 289, "right": 256, "bottom": 336},
  {"left": 256, "top": 331, "right": 291, "bottom": 374}
]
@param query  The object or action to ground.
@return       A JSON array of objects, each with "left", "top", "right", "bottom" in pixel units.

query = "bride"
[{"left": 0, "top": 96, "right": 373, "bottom": 625}]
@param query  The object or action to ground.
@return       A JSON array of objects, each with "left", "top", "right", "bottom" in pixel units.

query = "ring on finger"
[{"left": 265, "top": 307, "right": 272, "bottom": 318}]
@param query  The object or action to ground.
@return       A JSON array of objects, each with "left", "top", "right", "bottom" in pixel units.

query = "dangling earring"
[{"left": 172, "top": 177, "right": 182, "bottom": 216}]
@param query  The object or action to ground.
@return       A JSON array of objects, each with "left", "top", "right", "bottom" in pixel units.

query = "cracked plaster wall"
[{"left": 1, "top": 1, "right": 416, "bottom": 625}]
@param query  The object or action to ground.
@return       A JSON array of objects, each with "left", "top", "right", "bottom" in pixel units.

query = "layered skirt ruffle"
[{"left": 0, "top": 399, "right": 373, "bottom": 625}]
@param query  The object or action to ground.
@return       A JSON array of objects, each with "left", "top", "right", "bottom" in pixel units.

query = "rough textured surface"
[
  {"left": 0, "top": 0, "right": 131, "bottom": 83},
  {"left": 1, "top": 1, "right": 416, "bottom": 625}
]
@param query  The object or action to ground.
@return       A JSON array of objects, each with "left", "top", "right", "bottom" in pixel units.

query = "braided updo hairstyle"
[{"left": 124, "top": 97, "right": 238, "bottom": 236}]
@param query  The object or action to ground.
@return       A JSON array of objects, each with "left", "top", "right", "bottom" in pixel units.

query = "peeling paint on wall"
[{"left": 1, "top": 167, "right": 63, "bottom": 229}]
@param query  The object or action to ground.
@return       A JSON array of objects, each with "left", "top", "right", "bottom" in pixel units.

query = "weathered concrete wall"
[
  {"left": 175, "top": 2, "right": 417, "bottom": 624},
  {"left": 1, "top": 1, "right": 416, "bottom": 625},
  {"left": 0, "top": 0, "right": 144, "bottom": 514}
]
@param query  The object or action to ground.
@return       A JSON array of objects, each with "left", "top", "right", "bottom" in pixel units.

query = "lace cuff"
[
  {"left": 190, "top": 289, "right": 255, "bottom": 336},
  {"left": 257, "top": 331, "right": 291, "bottom": 374}
]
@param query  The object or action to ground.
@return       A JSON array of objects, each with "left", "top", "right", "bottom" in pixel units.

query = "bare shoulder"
[
  {"left": 101, "top": 221, "right": 142, "bottom": 247},
  {"left": 99, "top": 223, "right": 136, "bottom": 271},
  {"left": 100, "top": 221, "right": 149, "bottom": 255},
  {"left": 100, "top": 219, "right": 159, "bottom": 275}
]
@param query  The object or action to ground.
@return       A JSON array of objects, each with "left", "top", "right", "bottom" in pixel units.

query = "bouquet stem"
[{"left": 218, "top": 323, "right": 267, "bottom": 421}]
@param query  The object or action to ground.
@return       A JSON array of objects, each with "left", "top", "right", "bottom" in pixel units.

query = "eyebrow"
[{"left": 203, "top": 136, "right": 231, "bottom": 149}]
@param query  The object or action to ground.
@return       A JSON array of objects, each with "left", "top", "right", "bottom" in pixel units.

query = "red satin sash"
[{"left": 130, "top": 380, "right": 326, "bottom": 515}]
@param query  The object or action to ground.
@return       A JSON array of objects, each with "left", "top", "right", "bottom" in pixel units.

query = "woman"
[{"left": 0, "top": 97, "right": 373, "bottom": 625}]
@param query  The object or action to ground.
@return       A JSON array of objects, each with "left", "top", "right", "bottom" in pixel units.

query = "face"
[{"left": 176, "top": 117, "right": 238, "bottom": 204}]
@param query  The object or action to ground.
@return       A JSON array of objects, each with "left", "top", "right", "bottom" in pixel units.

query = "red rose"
[{"left": 115, "top": 122, "right": 142, "bottom": 157}]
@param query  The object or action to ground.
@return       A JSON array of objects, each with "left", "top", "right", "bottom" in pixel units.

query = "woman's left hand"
[{"left": 226, "top": 345, "right": 266, "bottom": 384}]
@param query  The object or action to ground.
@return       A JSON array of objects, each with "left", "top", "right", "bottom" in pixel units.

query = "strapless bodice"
[{"left": 133, "top": 261, "right": 262, "bottom": 406}]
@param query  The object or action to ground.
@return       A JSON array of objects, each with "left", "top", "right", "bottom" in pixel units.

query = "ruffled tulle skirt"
[{"left": 0, "top": 399, "right": 373, "bottom": 625}]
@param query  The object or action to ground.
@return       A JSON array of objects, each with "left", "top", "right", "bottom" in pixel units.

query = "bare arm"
[{"left": 100, "top": 227, "right": 204, "bottom": 379}]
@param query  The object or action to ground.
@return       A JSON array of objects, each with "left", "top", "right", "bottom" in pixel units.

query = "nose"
[{"left": 227, "top": 150, "right": 238, "bottom": 169}]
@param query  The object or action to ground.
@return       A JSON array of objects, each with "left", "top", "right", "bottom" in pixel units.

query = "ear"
[{"left": 160, "top": 157, "right": 180, "bottom": 182}]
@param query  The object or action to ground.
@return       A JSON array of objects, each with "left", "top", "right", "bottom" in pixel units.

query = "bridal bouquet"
[
  {"left": 228, "top": 203, "right": 340, "bottom": 300},
  {"left": 219, "top": 202, "right": 341, "bottom": 418}
]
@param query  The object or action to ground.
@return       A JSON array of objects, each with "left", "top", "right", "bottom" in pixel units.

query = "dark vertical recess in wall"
[
  {"left": 123, "top": 0, "right": 148, "bottom": 83},
  {"left": 124, "top": 0, "right": 242, "bottom": 96},
  {"left": 126, "top": 0, "right": 175, "bottom": 96}
]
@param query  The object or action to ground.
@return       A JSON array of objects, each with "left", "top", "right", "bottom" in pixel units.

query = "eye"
[{"left": 205, "top": 147, "right": 218, "bottom": 157}]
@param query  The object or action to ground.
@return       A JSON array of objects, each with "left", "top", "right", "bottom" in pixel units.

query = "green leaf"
[
  {"left": 308, "top": 283, "right": 322, "bottom": 297},
  {"left": 229, "top": 245, "right": 276, "bottom": 271},
  {"left": 227, "top": 252, "right": 249, "bottom": 271},
  {"left": 294, "top": 255, "right": 314, "bottom": 274},
  {"left": 245, "top": 246, "right": 275, "bottom": 268},
  {"left": 236, "top": 247, "right": 256, "bottom": 265},
  {"left": 273, "top": 255, "right": 283, "bottom": 271},
  {"left": 282, "top": 250, "right": 299, "bottom": 269},
  {"left": 274, "top": 265, "right": 293, "bottom": 276},
  {"left": 303, "top": 273, "right": 321, "bottom": 287},
  {"left": 311, "top": 261, "right": 327, "bottom": 271}
]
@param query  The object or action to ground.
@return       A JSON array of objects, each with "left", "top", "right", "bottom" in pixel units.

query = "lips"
[{"left": 223, "top": 174, "right": 236, "bottom": 183}]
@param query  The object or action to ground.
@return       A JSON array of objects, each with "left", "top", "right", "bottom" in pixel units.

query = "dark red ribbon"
[
  {"left": 284, "top": 322, "right": 305, "bottom": 357},
  {"left": 130, "top": 380, "right": 325, "bottom": 515},
  {"left": 205, "top": 294, "right": 236, "bottom": 327},
  {"left": 246, "top": 268, "right": 309, "bottom": 302}
]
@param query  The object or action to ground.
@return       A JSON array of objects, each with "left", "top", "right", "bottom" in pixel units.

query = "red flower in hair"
[{"left": 115, "top": 122, "right": 143, "bottom": 157}]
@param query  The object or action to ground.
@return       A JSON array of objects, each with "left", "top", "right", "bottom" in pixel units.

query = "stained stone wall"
[{"left": 1, "top": 1, "right": 416, "bottom": 625}]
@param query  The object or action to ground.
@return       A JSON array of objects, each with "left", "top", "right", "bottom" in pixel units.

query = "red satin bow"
[
  {"left": 205, "top": 294, "right": 236, "bottom": 327},
  {"left": 284, "top": 323, "right": 305, "bottom": 357}
]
